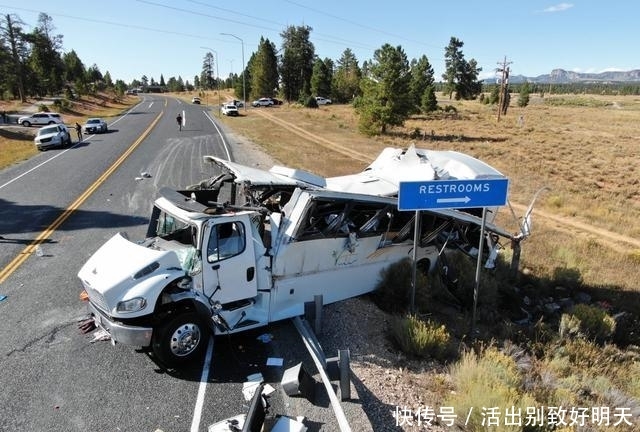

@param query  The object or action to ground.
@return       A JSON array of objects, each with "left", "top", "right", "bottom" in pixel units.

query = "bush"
[
  {"left": 38, "top": 104, "right": 49, "bottom": 112},
  {"left": 446, "top": 346, "right": 535, "bottom": 431},
  {"left": 390, "top": 314, "right": 451, "bottom": 360},
  {"left": 52, "top": 98, "right": 71, "bottom": 111},
  {"left": 303, "top": 95, "right": 318, "bottom": 108},
  {"left": 372, "top": 258, "right": 430, "bottom": 314},
  {"left": 559, "top": 303, "right": 616, "bottom": 343}
]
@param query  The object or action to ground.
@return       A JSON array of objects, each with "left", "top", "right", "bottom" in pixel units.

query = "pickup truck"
[
  {"left": 34, "top": 124, "right": 72, "bottom": 150},
  {"left": 78, "top": 145, "right": 533, "bottom": 366},
  {"left": 221, "top": 103, "right": 239, "bottom": 116}
]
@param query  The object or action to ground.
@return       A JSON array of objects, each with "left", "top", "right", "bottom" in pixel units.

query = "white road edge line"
[
  {"left": 203, "top": 111, "right": 232, "bottom": 161},
  {"left": 0, "top": 103, "right": 140, "bottom": 191},
  {"left": 190, "top": 336, "right": 214, "bottom": 432}
]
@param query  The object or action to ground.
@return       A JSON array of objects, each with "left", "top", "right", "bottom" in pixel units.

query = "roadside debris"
[
  {"left": 242, "top": 373, "right": 264, "bottom": 401},
  {"left": 78, "top": 317, "right": 96, "bottom": 334},
  {"left": 0, "top": 294, "right": 7, "bottom": 303},
  {"left": 256, "top": 333, "right": 273, "bottom": 343},
  {"left": 90, "top": 329, "right": 110, "bottom": 343},
  {"left": 266, "top": 357, "right": 283, "bottom": 366}
]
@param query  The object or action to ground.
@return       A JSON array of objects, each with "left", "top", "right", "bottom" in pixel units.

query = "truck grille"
[{"left": 84, "top": 284, "right": 108, "bottom": 312}]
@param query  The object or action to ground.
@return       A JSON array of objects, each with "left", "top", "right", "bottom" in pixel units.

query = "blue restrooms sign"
[{"left": 398, "top": 178, "right": 509, "bottom": 211}]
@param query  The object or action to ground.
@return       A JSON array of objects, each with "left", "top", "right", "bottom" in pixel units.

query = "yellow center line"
[{"left": 0, "top": 109, "right": 165, "bottom": 285}]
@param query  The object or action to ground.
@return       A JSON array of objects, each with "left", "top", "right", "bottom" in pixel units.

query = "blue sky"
[{"left": 2, "top": 1, "right": 638, "bottom": 85}]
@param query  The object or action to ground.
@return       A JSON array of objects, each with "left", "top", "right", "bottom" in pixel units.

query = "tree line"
[
  {"left": 4, "top": 13, "right": 637, "bottom": 136},
  {"left": 207, "top": 27, "right": 483, "bottom": 135}
]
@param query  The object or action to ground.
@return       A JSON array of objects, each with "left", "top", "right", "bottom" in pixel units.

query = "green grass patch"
[{"left": 389, "top": 314, "right": 451, "bottom": 360}]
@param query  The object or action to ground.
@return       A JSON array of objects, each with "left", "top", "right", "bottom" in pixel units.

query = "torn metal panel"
[{"left": 325, "top": 144, "right": 505, "bottom": 198}]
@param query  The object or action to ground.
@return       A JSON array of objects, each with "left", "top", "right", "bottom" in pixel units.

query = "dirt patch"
[{"left": 0, "top": 126, "right": 36, "bottom": 141}]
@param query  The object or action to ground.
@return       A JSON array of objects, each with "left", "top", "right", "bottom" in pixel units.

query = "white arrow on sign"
[{"left": 436, "top": 196, "right": 471, "bottom": 204}]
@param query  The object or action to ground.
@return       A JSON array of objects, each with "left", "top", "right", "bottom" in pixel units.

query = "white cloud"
[{"left": 543, "top": 3, "right": 574, "bottom": 12}]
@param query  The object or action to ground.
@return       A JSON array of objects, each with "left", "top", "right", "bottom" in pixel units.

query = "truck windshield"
[
  {"left": 148, "top": 207, "right": 201, "bottom": 274},
  {"left": 156, "top": 211, "right": 191, "bottom": 238}
]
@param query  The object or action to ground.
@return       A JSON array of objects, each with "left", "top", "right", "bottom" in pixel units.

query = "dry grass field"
[
  {"left": 0, "top": 94, "right": 138, "bottom": 167},
  {"left": 214, "top": 93, "right": 640, "bottom": 295},
  {"left": 212, "top": 92, "right": 640, "bottom": 428}
]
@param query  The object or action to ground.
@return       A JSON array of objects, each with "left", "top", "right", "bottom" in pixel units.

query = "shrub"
[
  {"left": 372, "top": 258, "right": 432, "bottom": 314},
  {"left": 390, "top": 314, "right": 451, "bottom": 360},
  {"left": 559, "top": 313, "right": 583, "bottom": 339},
  {"left": 560, "top": 303, "right": 616, "bottom": 343},
  {"left": 304, "top": 95, "right": 318, "bottom": 108},
  {"left": 52, "top": 98, "right": 71, "bottom": 111},
  {"left": 38, "top": 104, "right": 49, "bottom": 112},
  {"left": 409, "top": 127, "right": 422, "bottom": 139},
  {"left": 446, "top": 346, "right": 536, "bottom": 431},
  {"left": 628, "top": 249, "right": 640, "bottom": 264}
]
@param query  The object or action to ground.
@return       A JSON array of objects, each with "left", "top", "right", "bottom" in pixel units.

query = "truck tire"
[{"left": 151, "top": 312, "right": 210, "bottom": 367}]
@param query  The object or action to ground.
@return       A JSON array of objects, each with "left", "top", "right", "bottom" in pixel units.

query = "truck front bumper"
[{"left": 88, "top": 301, "right": 153, "bottom": 347}]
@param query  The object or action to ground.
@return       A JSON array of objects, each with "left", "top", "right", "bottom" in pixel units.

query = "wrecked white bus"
[{"left": 78, "top": 146, "right": 533, "bottom": 366}]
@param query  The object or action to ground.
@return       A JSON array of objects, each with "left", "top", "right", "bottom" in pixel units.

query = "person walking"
[
  {"left": 176, "top": 113, "right": 183, "bottom": 131},
  {"left": 75, "top": 122, "right": 83, "bottom": 142}
]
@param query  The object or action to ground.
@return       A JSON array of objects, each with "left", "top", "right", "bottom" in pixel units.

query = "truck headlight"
[{"left": 116, "top": 297, "right": 147, "bottom": 312}]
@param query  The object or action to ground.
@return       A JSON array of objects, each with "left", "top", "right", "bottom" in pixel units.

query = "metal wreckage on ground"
[{"left": 78, "top": 145, "right": 540, "bottom": 366}]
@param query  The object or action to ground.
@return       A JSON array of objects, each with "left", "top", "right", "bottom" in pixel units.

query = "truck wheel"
[{"left": 152, "top": 312, "right": 210, "bottom": 367}]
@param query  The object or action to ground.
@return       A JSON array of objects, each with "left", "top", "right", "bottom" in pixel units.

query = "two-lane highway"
[{"left": 0, "top": 95, "right": 302, "bottom": 432}]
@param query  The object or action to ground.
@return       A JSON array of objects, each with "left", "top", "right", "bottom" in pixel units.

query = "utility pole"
[{"left": 496, "top": 56, "right": 513, "bottom": 122}]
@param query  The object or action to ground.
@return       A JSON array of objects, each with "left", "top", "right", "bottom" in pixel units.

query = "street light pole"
[
  {"left": 220, "top": 33, "right": 246, "bottom": 110},
  {"left": 199, "top": 46, "right": 221, "bottom": 116}
]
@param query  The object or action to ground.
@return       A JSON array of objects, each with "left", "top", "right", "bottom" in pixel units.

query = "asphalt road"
[{"left": 0, "top": 96, "right": 346, "bottom": 432}]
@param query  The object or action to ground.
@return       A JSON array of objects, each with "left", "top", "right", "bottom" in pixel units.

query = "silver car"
[
  {"left": 34, "top": 124, "right": 72, "bottom": 150},
  {"left": 83, "top": 118, "right": 108, "bottom": 134}
]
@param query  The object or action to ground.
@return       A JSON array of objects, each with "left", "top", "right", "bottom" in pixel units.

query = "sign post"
[{"left": 398, "top": 178, "right": 509, "bottom": 323}]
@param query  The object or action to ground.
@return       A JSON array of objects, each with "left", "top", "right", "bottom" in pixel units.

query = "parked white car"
[
  {"left": 34, "top": 124, "right": 71, "bottom": 150},
  {"left": 18, "top": 112, "right": 63, "bottom": 127},
  {"left": 83, "top": 118, "right": 108, "bottom": 134},
  {"left": 221, "top": 103, "right": 239, "bottom": 116},
  {"left": 315, "top": 96, "right": 332, "bottom": 105}
]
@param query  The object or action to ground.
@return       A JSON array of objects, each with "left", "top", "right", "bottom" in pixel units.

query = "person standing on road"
[
  {"left": 75, "top": 122, "right": 83, "bottom": 142},
  {"left": 176, "top": 113, "right": 183, "bottom": 131}
]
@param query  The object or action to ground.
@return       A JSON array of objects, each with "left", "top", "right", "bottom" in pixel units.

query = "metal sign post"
[
  {"left": 471, "top": 207, "right": 487, "bottom": 335},
  {"left": 410, "top": 210, "right": 420, "bottom": 313},
  {"left": 398, "top": 178, "right": 509, "bottom": 319}
]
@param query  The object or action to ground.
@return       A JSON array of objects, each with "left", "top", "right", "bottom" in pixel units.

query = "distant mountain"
[{"left": 484, "top": 69, "right": 640, "bottom": 84}]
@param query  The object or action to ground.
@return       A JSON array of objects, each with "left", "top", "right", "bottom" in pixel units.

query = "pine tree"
[
  {"left": 442, "top": 37, "right": 482, "bottom": 100},
  {"left": 332, "top": 48, "right": 361, "bottom": 103},
  {"left": 356, "top": 44, "right": 412, "bottom": 135},
  {"left": 409, "top": 55, "right": 435, "bottom": 113},
  {"left": 279, "top": 25, "right": 315, "bottom": 103}
]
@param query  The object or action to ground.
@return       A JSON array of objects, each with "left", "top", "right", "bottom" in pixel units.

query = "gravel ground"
[
  {"left": 224, "top": 127, "right": 451, "bottom": 431},
  {"left": 320, "top": 297, "right": 452, "bottom": 432}
]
